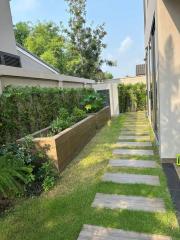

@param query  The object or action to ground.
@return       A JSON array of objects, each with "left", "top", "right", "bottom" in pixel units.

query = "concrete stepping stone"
[
  {"left": 123, "top": 126, "right": 148, "bottom": 129},
  {"left": 124, "top": 122, "right": 147, "bottom": 124},
  {"left": 119, "top": 135, "right": 150, "bottom": 140},
  {"left": 120, "top": 131, "right": 149, "bottom": 136},
  {"left": 102, "top": 172, "right": 160, "bottom": 186},
  {"left": 123, "top": 122, "right": 148, "bottom": 127},
  {"left": 92, "top": 193, "right": 166, "bottom": 213},
  {"left": 109, "top": 159, "right": 157, "bottom": 168},
  {"left": 113, "top": 149, "right": 154, "bottom": 156},
  {"left": 116, "top": 142, "right": 152, "bottom": 147},
  {"left": 77, "top": 225, "right": 172, "bottom": 240},
  {"left": 125, "top": 127, "right": 148, "bottom": 129}
]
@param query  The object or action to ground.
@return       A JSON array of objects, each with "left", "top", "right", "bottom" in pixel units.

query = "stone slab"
[
  {"left": 109, "top": 159, "right": 157, "bottom": 168},
  {"left": 102, "top": 173, "right": 160, "bottom": 186},
  {"left": 123, "top": 127, "right": 148, "bottom": 129},
  {"left": 92, "top": 193, "right": 166, "bottom": 213},
  {"left": 77, "top": 225, "right": 172, "bottom": 240},
  {"left": 123, "top": 124, "right": 147, "bottom": 127},
  {"left": 116, "top": 142, "right": 152, "bottom": 147},
  {"left": 113, "top": 149, "right": 154, "bottom": 156},
  {"left": 120, "top": 132, "right": 149, "bottom": 136},
  {"left": 119, "top": 135, "right": 151, "bottom": 140}
]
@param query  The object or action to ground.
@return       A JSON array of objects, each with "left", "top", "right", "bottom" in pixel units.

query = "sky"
[{"left": 10, "top": 0, "right": 145, "bottom": 78}]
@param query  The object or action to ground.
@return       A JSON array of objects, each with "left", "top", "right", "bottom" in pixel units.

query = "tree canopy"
[{"left": 14, "top": 0, "right": 115, "bottom": 80}]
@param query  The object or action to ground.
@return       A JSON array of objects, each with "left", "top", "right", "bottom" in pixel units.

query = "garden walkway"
[{"left": 77, "top": 112, "right": 172, "bottom": 240}]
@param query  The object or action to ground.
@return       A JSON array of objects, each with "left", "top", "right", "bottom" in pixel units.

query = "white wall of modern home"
[{"left": 144, "top": 0, "right": 180, "bottom": 161}]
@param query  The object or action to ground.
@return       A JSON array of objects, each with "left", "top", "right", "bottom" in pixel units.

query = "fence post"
[{"left": 93, "top": 82, "right": 119, "bottom": 116}]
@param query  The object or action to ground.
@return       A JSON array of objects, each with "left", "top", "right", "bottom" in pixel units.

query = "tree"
[
  {"left": 103, "top": 72, "right": 114, "bottom": 79},
  {"left": 13, "top": 4, "right": 115, "bottom": 80},
  {"left": 14, "top": 22, "right": 31, "bottom": 46},
  {"left": 24, "top": 22, "right": 68, "bottom": 73},
  {"left": 65, "top": 0, "right": 113, "bottom": 80}
]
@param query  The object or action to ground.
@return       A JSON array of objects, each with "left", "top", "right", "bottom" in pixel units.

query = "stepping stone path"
[
  {"left": 119, "top": 135, "right": 151, "bottom": 140},
  {"left": 102, "top": 172, "right": 160, "bottom": 186},
  {"left": 120, "top": 131, "right": 150, "bottom": 136},
  {"left": 109, "top": 159, "right": 157, "bottom": 168},
  {"left": 92, "top": 193, "right": 166, "bottom": 212},
  {"left": 77, "top": 113, "right": 171, "bottom": 240},
  {"left": 78, "top": 225, "right": 172, "bottom": 240},
  {"left": 113, "top": 149, "right": 154, "bottom": 156},
  {"left": 116, "top": 141, "right": 152, "bottom": 147}
]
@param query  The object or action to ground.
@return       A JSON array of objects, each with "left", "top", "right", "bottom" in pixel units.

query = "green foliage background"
[
  {"left": 118, "top": 83, "right": 146, "bottom": 113},
  {"left": 0, "top": 87, "right": 95, "bottom": 145}
]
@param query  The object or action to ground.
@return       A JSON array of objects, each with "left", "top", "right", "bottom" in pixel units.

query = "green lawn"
[{"left": 0, "top": 114, "right": 179, "bottom": 240}]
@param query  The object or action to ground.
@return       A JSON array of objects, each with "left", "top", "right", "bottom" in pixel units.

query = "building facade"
[{"left": 144, "top": 0, "right": 180, "bottom": 161}]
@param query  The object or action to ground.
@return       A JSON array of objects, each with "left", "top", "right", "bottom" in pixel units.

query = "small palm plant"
[{"left": 0, "top": 154, "right": 33, "bottom": 198}]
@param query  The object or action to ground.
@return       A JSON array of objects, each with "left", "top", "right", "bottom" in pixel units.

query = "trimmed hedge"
[
  {"left": 118, "top": 83, "right": 146, "bottom": 113},
  {"left": 0, "top": 86, "right": 96, "bottom": 145}
]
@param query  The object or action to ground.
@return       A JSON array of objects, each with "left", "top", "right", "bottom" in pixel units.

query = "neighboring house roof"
[{"left": 16, "top": 43, "right": 60, "bottom": 75}]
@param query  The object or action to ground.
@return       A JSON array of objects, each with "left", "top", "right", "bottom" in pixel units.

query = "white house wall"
[{"left": 157, "top": 0, "right": 180, "bottom": 159}]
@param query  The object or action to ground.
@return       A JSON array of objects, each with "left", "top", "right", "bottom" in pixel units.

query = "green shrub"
[
  {"left": 0, "top": 86, "right": 95, "bottom": 145},
  {"left": 0, "top": 154, "right": 33, "bottom": 198},
  {"left": 50, "top": 116, "right": 73, "bottom": 134},
  {"left": 72, "top": 107, "right": 87, "bottom": 122},
  {"left": 118, "top": 83, "right": 146, "bottom": 113},
  {"left": 39, "top": 161, "right": 57, "bottom": 192},
  {"left": 80, "top": 92, "right": 104, "bottom": 113},
  {"left": 50, "top": 107, "right": 87, "bottom": 136},
  {"left": 0, "top": 137, "right": 58, "bottom": 197}
]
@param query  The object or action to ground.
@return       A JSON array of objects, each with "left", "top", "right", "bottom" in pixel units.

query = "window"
[{"left": 0, "top": 51, "right": 21, "bottom": 68}]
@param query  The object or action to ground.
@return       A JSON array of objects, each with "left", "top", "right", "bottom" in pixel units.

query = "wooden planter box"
[
  {"left": 31, "top": 106, "right": 110, "bottom": 172},
  {"left": 92, "top": 106, "right": 111, "bottom": 129}
]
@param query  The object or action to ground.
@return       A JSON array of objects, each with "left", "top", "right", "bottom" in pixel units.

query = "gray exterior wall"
[
  {"left": 0, "top": 0, "right": 17, "bottom": 54},
  {"left": 17, "top": 48, "right": 59, "bottom": 75},
  {"left": 0, "top": 65, "right": 95, "bottom": 94}
]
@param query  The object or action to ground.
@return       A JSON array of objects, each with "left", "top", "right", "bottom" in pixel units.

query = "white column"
[{"left": 93, "top": 83, "right": 120, "bottom": 117}]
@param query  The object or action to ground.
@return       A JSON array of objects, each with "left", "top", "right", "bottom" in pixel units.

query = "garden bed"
[{"left": 32, "top": 107, "right": 110, "bottom": 171}]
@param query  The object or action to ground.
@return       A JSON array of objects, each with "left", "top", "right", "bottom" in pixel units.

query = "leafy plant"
[
  {"left": 0, "top": 137, "right": 58, "bottom": 197},
  {"left": 118, "top": 83, "right": 146, "bottom": 113},
  {"left": 50, "top": 107, "right": 87, "bottom": 136},
  {"left": 0, "top": 154, "right": 33, "bottom": 198},
  {"left": 81, "top": 92, "right": 104, "bottom": 113},
  {"left": 51, "top": 117, "right": 73, "bottom": 135},
  {"left": 42, "top": 176, "right": 56, "bottom": 192},
  {"left": 39, "top": 161, "right": 57, "bottom": 192},
  {"left": 72, "top": 107, "right": 87, "bottom": 122}
]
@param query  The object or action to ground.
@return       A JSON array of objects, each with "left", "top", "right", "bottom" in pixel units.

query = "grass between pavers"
[{"left": 0, "top": 113, "right": 179, "bottom": 240}]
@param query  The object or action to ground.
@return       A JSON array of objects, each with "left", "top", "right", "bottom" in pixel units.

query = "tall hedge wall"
[
  {"left": 0, "top": 86, "right": 94, "bottom": 145},
  {"left": 118, "top": 83, "right": 146, "bottom": 113}
]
